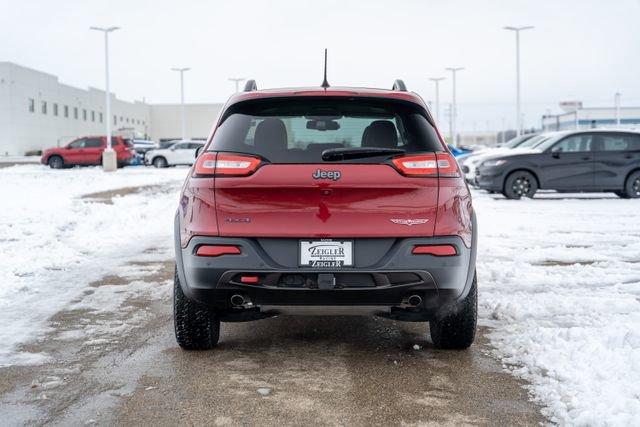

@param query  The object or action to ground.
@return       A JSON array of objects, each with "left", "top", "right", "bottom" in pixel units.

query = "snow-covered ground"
[
  {"left": 0, "top": 165, "right": 188, "bottom": 366},
  {"left": 475, "top": 190, "right": 640, "bottom": 425},
  {"left": 2, "top": 164, "right": 640, "bottom": 425}
]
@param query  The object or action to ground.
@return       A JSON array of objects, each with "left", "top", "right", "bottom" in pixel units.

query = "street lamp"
[
  {"left": 90, "top": 26, "right": 119, "bottom": 172},
  {"left": 228, "top": 77, "right": 246, "bottom": 93},
  {"left": 504, "top": 26, "right": 534, "bottom": 136},
  {"left": 445, "top": 67, "right": 464, "bottom": 146},
  {"left": 429, "top": 77, "right": 445, "bottom": 124},
  {"left": 171, "top": 67, "right": 191, "bottom": 141}
]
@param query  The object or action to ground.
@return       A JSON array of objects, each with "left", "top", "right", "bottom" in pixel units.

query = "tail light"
[
  {"left": 412, "top": 244, "right": 458, "bottom": 256},
  {"left": 196, "top": 245, "right": 241, "bottom": 257},
  {"left": 193, "top": 152, "right": 262, "bottom": 177},
  {"left": 392, "top": 152, "right": 461, "bottom": 178}
]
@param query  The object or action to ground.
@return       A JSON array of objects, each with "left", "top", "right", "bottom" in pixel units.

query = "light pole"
[
  {"left": 171, "top": 67, "right": 190, "bottom": 141},
  {"left": 429, "top": 77, "right": 445, "bottom": 124},
  {"left": 504, "top": 26, "right": 534, "bottom": 136},
  {"left": 615, "top": 92, "right": 622, "bottom": 127},
  {"left": 90, "top": 26, "right": 119, "bottom": 172},
  {"left": 445, "top": 67, "right": 464, "bottom": 146},
  {"left": 228, "top": 77, "right": 246, "bottom": 93}
]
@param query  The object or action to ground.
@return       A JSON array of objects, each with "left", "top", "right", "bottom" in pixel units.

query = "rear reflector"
[
  {"left": 412, "top": 244, "right": 458, "bottom": 256},
  {"left": 193, "top": 152, "right": 261, "bottom": 177},
  {"left": 196, "top": 245, "right": 241, "bottom": 257},
  {"left": 240, "top": 275, "right": 259, "bottom": 284},
  {"left": 391, "top": 152, "right": 461, "bottom": 177}
]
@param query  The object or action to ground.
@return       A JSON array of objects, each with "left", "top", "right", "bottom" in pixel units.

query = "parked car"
[
  {"left": 447, "top": 144, "right": 473, "bottom": 157},
  {"left": 41, "top": 136, "right": 134, "bottom": 169},
  {"left": 459, "top": 133, "right": 549, "bottom": 185},
  {"left": 130, "top": 139, "right": 157, "bottom": 156},
  {"left": 475, "top": 129, "right": 640, "bottom": 199},
  {"left": 173, "top": 79, "right": 478, "bottom": 350},
  {"left": 145, "top": 141, "right": 204, "bottom": 168}
]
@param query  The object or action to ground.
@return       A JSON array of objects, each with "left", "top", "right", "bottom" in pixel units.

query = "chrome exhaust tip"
[
  {"left": 230, "top": 294, "right": 246, "bottom": 307},
  {"left": 407, "top": 294, "right": 422, "bottom": 307}
]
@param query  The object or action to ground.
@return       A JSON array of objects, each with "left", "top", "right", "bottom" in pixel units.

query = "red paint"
[
  {"left": 212, "top": 164, "right": 439, "bottom": 238},
  {"left": 195, "top": 245, "right": 241, "bottom": 257},
  {"left": 40, "top": 136, "right": 133, "bottom": 166},
  {"left": 178, "top": 87, "right": 473, "bottom": 248},
  {"left": 412, "top": 244, "right": 458, "bottom": 256}
]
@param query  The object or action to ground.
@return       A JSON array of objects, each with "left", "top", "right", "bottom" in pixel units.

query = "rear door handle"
[{"left": 581, "top": 156, "right": 591, "bottom": 160}]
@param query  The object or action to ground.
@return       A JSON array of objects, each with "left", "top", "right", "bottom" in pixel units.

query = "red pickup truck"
[{"left": 41, "top": 136, "right": 135, "bottom": 168}]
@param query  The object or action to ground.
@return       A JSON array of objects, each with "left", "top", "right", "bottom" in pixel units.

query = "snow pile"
[
  {"left": 0, "top": 165, "right": 187, "bottom": 366},
  {"left": 475, "top": 191, "right": 640, "bottom": 425}
]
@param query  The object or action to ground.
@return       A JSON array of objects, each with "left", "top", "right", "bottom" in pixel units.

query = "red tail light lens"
[
  {"left": 412, "top": 244, "right": 458, "bottom": 256},
  {"left": 392, "top": 154, "right": 438, "bottom": 176},
  {"left": 392, "top": 153, "right": 461, "bottom": 178},
  {"left": 435, "top": 152, "right": 461, "bottom": 177},
  {"left": 196, "top": 245, "right": 241, "bottom": 257},
  {"left": 193, "top": 152, "right": 261, "bottom": 177},
  {"left": 215, "top": 153, "right": 262, "bottom": 176}
]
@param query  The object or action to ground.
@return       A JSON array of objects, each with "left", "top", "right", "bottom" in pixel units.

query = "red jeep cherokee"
[
  {"left": 174, "top": 80, "right": 477, "bottom": 350},
  {"left": 41, "top": 136, "right": 134, "bottom": 168}
]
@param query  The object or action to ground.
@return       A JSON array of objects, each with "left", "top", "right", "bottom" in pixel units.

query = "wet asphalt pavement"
[{"left": 0, "top": 258, "right": 543, "bottom": 426}]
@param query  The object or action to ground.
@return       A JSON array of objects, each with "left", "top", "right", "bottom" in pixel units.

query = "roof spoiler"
[
  {"left": 392, "top": 79, "right": 407, "bottom": 91},
  {"left": 244, "top": 79, "right": 257, "bottom": 92}
]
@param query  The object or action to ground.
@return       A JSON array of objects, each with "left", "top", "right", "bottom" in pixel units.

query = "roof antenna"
[{"left": 321, "top": 48, "right": 330, "bottom": 89}]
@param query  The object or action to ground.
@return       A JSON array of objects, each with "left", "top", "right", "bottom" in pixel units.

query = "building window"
[
  {"left": 113, "top": 115, "right": 117, "bottom": 125},
  {"left": 64, "top": 105, "right": 69, "bottom": 118},
  {"left": 91, "top": 111, "right": 95, "bottom": 122},
  {"left": 83, "top": 109, "right": 87, "bottom": 121},
  {"left": 74, "top": 107, "right": 78, "bottom": 119},
  {"left": 28, "top": 98, "right": 35, "bottom": 112},
  {"left": 41, "top": 101, "right": 47, "bottom": 115},
  {"left": 99, "top": 112, "right": 103, "bottom": 123},
  {"left": 53, "top": 103, "right": 59, "bottom": 116},
  {"left": 120, "top": 116, "right": 123, "bottom": 122}
]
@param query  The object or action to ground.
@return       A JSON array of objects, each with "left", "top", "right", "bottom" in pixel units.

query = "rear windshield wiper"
[{"left": 322, "top": 147, "right": 405, "bottom": 161}]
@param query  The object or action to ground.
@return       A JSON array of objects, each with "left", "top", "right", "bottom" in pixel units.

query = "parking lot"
[{"left": 1, "top": 164, "right": 639, "bottom": 425}]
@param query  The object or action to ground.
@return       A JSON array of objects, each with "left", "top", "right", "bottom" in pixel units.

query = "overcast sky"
[{"left": 2, "top": 0, "right": 639, "bottom": 132}]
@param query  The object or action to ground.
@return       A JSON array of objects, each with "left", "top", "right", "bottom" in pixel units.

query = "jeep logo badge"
[{"left": 312, "top": 169, "right": 341, "bottom": 181}]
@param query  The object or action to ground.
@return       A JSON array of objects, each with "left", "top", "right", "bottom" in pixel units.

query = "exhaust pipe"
[
  {"left": 230, "top": 294, "right": 246, "bottom": 307},
  {"left": 407, "top": 294, "right": 422, "bottom": 307}
]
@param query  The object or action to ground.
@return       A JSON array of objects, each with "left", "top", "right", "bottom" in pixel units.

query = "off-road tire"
[
  {"left": 503, "top": 170, "right": 538, "bottom": 199},
  {"left": 48, "top": 156, "right": 64, "bottom": 169},
  {"left": 430, "top": 272, "right": 477, "bottom": 349},
  {"left": 174, "top": 267, "right": 220, "bottom": 350}
]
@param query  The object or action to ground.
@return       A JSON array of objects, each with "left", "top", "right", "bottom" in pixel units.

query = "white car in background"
[{"left": 145, "top": 140, "right": 204, "bottom": 168}]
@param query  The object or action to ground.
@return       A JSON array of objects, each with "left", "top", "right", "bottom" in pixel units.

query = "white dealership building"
[{"left": 0, "top": 62, "right": 223, "bottom": 156}]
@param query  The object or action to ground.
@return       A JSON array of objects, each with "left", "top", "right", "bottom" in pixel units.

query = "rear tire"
[
  {"left": 153, "top": 157, "right": 168, "bottom": 168},
  {"left": 174, "top": 266, "right": 220, "bottom": 350},
  {"left": 620, "top": 171, "right": 640, "bottom": 199},
  {"left": 430, "top": 272, "right": 477, "bottom": 349},
  {"left": 503, "top": 170, "right": 538, "bottom": 199},
  {"left": 48, "top": 156, "right": 64, "bottom": 169}
]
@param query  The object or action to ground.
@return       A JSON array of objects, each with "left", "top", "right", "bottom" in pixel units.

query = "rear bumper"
[{"left": 174, "top": 213, "right": 477, "bottom": 321}]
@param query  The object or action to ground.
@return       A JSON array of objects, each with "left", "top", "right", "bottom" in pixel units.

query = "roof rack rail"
[
  {"left": 392, "top": 79, "right": 407, "bottom": 91},
  {"left": 244, "top": 79, "right": 257, "bottom": 92}
]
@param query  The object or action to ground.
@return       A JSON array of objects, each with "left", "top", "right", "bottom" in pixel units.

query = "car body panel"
[{"left": 40, "top": 136, "right": 133, "bottom": 166}]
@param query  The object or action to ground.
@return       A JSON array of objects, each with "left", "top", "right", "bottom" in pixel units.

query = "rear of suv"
[{"left": 174, "top": 81, "right": 478, "bottom": 350}]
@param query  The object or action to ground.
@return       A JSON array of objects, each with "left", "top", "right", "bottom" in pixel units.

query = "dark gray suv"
[{"left": 476, "top": 130, "right": 640, "bottom": 199}]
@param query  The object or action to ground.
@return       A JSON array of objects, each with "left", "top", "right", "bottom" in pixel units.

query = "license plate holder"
[{"left": 299, "top": 240, "right": 353, "bottom": 268}]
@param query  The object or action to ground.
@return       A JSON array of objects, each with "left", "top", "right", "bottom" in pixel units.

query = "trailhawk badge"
[{"left": 390, "top": 218, "right": 429, "bottom": 226}]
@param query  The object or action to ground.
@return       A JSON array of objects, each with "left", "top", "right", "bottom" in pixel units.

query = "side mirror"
[{"left": 195, "top": 146, "right": 204, "bottom": 158}]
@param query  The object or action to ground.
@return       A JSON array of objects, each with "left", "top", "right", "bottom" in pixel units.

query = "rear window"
[{"left": 208, "top": 98, "right": 443, "bottom": 163}]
